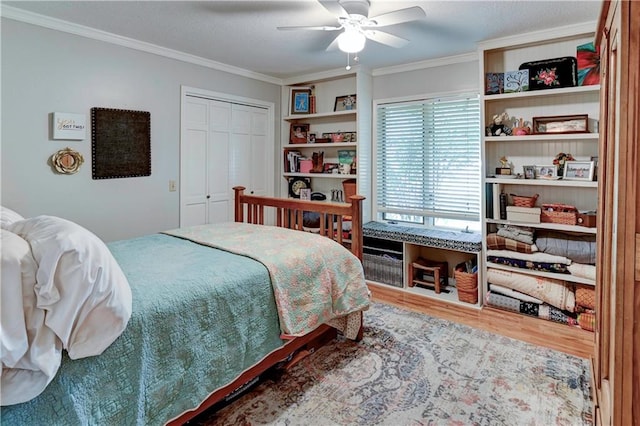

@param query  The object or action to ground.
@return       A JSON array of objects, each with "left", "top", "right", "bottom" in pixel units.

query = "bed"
[{"left": 0, "top": 187, "right": 370, "bottom": 424}]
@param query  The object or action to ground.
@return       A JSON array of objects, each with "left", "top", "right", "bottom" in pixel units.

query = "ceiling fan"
[{"left": 277, "top": 0, "right": 427, "bottom": 54}]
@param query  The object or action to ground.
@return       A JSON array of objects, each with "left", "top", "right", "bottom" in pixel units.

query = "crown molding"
[
  {"left": 477, "top": 21, "right": 597, "bottom": 51},
  {"left": 372, "top": 52, "right": 478, "bottom": 76},
  {"left": 0, "top": 5, "right": 283, "bottom": 86}
]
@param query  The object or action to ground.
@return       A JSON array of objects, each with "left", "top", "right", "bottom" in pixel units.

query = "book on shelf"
[{"left": 283, "top": 149, "right": 306, "bottom": 173}]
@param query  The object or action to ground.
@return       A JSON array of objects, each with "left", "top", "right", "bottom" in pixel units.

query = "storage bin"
[
  {"left": 455, "top": 271, "right": 478, "bottom": 304},
  {"left": 363, "top": 253, "right": 403, "bottom": 288},
  {"left": 510, "top": 193, "right": 538, "bottom": 207},
  {"left": 506, "top": 206, "right": 541, "bottom": 223},
  {"left": 540, "top": 203, "right": 578, "bottom": 225}
]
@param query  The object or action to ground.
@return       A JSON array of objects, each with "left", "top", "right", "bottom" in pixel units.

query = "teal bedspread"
[{"left": 1, "top": 234, "right": 284, "bottom": 425}]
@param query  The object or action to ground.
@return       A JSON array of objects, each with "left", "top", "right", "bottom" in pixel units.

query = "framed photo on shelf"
[
  {"left": 308, "top": 133, "right": 316, "bottom": 143},
  {"left": 563, "top": 161, "right": 595, "bottom": 181},
  {"left": 299, "top": 188, "right": 312, "bottom": 200},
  {"left": 334, "top": 94, "right": 356, "bottom": 112},
  {"left": 535, "top": 164, "right": 559, "bottom": 179},
  {"left": 290, "top": 123, "right": 310, "bottom": 144},
  {"left": 522, "top": 165, "right": 536, "bottom": 179},
  {"left": 290, "top": 88, "right": 312, "bottom": 115},
  {"left": 532, "top": 114, "right": 588, "bottom": 134}
]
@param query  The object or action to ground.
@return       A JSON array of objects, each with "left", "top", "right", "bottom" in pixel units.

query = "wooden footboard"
[
  {"left": 233, "top": 186, "right": 365, "bottom": 260},
  {"left": 168, "top": 188, "right": 367, "bottom": 424}
]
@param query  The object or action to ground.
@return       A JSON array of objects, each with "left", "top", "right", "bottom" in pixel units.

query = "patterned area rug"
[{"left": 193, "top": 302, "right": 592, "bottom": 425}]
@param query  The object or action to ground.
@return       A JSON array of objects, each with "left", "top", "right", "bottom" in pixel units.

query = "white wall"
[
  {"left": 373, "top": 60, "right": 479, "bottom": 100},
  {"left": 1, "top": 19, "right": 281, "bottom": 241}
]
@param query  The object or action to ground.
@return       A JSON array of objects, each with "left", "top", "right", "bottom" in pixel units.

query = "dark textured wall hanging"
[{"left": 91, "top": 107, "right": 151, "bottom": 179}]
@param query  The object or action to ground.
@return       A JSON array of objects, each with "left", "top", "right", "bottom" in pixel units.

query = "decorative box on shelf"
[
  {"left": 506, "top": 206, "right": 541, "bottom": 223},
  {"left": 577, "top": 211, "right": 597, "bottom": 227}
]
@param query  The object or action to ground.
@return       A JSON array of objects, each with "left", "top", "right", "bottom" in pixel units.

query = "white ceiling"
[{"left": 3, "top": 1, "right": 603, "bottom": 80}]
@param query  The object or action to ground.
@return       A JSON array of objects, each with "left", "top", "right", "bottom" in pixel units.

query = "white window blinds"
[{"left": 375, "top": 94, "right": 481, "bottom": 222}]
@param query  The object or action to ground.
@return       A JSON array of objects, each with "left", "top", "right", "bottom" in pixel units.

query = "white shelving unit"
[
  {"left": 280, "top": 69, "right": 372, "bottom": 218},
  {"left": 479, "top": 25, "right": 599, "bottom": 328}
]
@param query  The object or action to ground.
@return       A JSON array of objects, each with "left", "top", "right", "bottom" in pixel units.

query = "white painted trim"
[
  {"left": 477, "top": 21, "right": 597, "bottom": 51},
  {"left": 372, "top": 52, "right": 478, "bottom": 76},
  {"left": 0, "top": 5, "right": 282, "bottom": 86}
]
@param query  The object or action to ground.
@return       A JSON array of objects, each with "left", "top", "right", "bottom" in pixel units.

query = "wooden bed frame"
[{"left": 168, "top": 187, "right": 366, "bottom": 424}]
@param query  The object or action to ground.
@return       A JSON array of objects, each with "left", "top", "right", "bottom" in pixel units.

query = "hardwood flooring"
[{"left": 368, "top": 282, "right": 595, "bottom": 359}]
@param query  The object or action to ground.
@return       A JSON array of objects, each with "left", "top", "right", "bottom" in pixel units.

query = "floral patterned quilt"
[{"left": 164, "top": 222, "right": 370, "bottom": 337}]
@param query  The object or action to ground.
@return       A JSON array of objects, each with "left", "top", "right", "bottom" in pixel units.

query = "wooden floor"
[{"left": 368, "top": 282, "right": 595, "bottom": 359}]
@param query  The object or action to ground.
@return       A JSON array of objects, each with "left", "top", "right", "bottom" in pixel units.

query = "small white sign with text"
[{"left": 53, "top": 112, "right": 86, "bottom": 140}]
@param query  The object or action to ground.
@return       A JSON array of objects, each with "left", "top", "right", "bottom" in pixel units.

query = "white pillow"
[
  {"left": 1, "top": 206, "right": 25, "bottom": 229},
  {"left": 8, "top": 216, "right": 132, "bottom": 359},
  {"left": 1, "top": 229, "right": 62, "bottom": 405}
]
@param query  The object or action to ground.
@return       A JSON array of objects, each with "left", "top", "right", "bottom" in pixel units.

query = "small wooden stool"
[{"left": 408, "top": 258, "right": 448, "bottom": 294}]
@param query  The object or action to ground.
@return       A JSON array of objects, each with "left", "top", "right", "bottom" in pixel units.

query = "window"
[{"left": 374, "top": 94, "right": 481, "bottom": 231}]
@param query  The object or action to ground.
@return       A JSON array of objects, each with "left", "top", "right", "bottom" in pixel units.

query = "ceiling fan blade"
[
  {"left": 318, "top": 0, "right": 349, "bottom": 19},
  {"left": 367, "top": 6, "right": 426, "bottom": 27},
  {"left": 363, "top": 30, "right": 409, "bottom": 48},
  {"left": 325, "top": 33, "right": 342, "bottom": 51},
  {"left": 277, "top": 25, "right": 343, "bottom": 31}
]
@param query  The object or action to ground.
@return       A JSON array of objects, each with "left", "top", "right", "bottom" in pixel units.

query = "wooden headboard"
[{"left": 233, "top": 186, "right": 364, "bottom": 261}]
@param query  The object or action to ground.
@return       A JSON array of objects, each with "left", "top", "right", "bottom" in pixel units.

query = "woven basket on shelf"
[
  {"left": 540, "top": 203, "right": 578, "bottom": 225},
  {"left": 510, "top": 193, "right": 539, "bottom": 207},
  {"left": 455, "top": 271, "right": 478, "bottom": 304}
]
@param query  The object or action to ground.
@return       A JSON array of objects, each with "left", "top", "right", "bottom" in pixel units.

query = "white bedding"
[{"left": 1, "top": 216, "right": 132, "bottom": 405}]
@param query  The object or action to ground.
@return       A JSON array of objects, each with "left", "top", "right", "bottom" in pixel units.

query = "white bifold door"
[{"left": 181, "top": 94, "right": 273, "bottom": 227}]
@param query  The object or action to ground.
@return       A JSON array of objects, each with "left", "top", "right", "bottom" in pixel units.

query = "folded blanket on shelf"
[
  {"left": 489, "top": 283, "right": 544, "bottom": 304},
  {"left": 487, "top": 255, "right": 569, "bottom": 274},
  {"left": 497, "top": 225, "right": 535, "bottom": 245},
  {"left": 535, "top": 230, "right": 597, "bottom": 264},
  {"left": 575, "top": 285, "right": 596, "bottom": 310},
  {"left": 567, "top": 263, "right": 596, "bottom": 280},
  {"left": 486, "top": 233, "right": 538, "bottom": 254},
  {"left": 487, "top": 268, "right": 576, "bottom": 312},
  {"left": 577, "top": 312, "right": 595, "bottom": 331},
  {"left": 486, "top": 249, "right": 572, "bottom": 265},
  {"left": 485, "top": 291, "right": 578, "bottom": 326}
]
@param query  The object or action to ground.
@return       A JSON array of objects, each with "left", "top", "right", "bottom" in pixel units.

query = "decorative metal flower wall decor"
[{"left": 50, "top": 147, "right": 84, "bottom": 174}]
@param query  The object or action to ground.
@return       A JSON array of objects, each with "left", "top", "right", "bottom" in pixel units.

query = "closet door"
[
  {"left": 181, "top": 96, "right": 273, "bottom": 227},
  {"left": 181, "top": 96, "right": 210, "bottom": 227}
]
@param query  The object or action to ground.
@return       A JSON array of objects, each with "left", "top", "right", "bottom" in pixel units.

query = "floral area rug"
[{"left": 192, "top": 302, "right": 592, "bottom": 425}]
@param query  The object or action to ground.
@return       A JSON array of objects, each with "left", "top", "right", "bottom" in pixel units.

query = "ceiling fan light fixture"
[{"left": 337, "top": 29, "right": 366, "bottom": 53}]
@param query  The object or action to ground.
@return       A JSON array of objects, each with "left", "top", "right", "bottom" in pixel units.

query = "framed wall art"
[
  {"left": 532, "top": 114, "right": 588, "bottom": 134},
  {"left": 334, "top": 94, "right": 356, "bottom": 112},
  {"left": 91, "top": 107, "right": 151, "bottom": 179},
  {"left": 290, "top": 88, "right": 312, "bottom": 115},
  {"left": 563, "top": 161, "right": 595, "bottom": 181},
  {"left": 535, "top": 164, "right": 559, "bottom": 179},
  {"left": 290, "top": 123, "right": 310, "bottom": 144}
]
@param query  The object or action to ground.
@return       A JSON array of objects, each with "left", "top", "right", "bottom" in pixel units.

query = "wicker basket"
[
  {"left": 510, "top": 193, "right": 539, "bottom": 207},
  {"left": 540, "top": 203, "right": 578, "bottom": 225},
  {"left": 455, "top": 271, "right": 478, "bottom": 304}
]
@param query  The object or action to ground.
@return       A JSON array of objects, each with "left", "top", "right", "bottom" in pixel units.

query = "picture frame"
[
  {"left": 522, "top": 165, "right": 536, "bottom": 179},
  {"left": 91, "top": 107, "right": 151, "bottom": 180},
  {"left": 532, "top": 114, "right": 588, "bottom": 134},
  {"left": 308, "top": 132, "right": 316, "bottom": 143},
  {"left": 563, "top": 160, "right": 595, "bottom": 181},
  {"left": 290, "top": 123, "right": 310, "bottom": 144},
  {"left": 334, "top": 94, "right": 356, "bottom": 112},
  {"left": 299, "top": 188, "right": 311, "bottom": 200},
  {"left": 535, "top": 164, "right": 559, "bottom": 179},
  {"left": 290, "top": 88, "right": 312, "bottom": 115}
]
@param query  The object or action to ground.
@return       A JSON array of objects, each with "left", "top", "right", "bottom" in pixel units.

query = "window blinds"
[{"left": 375, "top": 95, "right": 481, "bottom": 222}]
